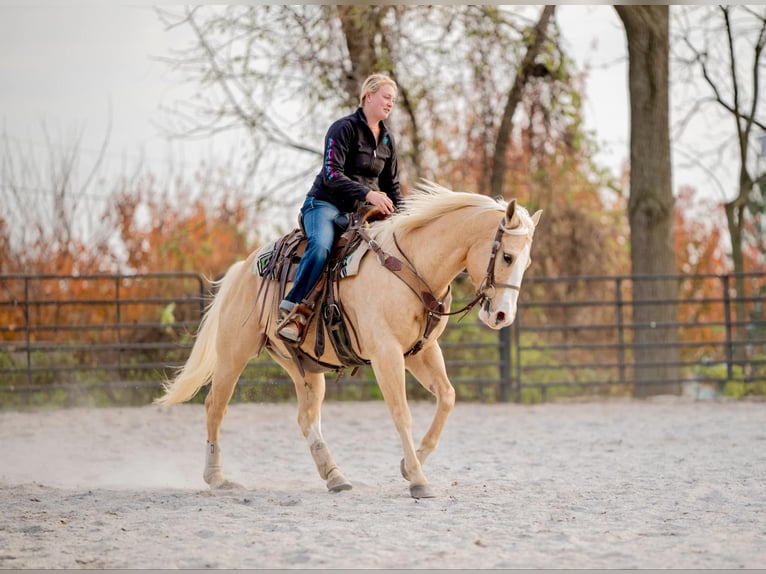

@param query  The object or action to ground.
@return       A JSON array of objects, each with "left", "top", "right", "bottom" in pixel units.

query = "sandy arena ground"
[{"left": 1, "top": 397, "right": 764, "bottom": 569}]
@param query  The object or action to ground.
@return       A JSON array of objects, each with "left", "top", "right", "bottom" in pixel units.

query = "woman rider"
[{"left": 277, "top": 73, "right": 404, "bottom": 342}]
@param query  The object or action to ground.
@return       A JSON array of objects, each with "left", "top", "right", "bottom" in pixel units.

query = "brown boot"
[{"left": 277, "top": 303, "right": 311, "bottom": 343}]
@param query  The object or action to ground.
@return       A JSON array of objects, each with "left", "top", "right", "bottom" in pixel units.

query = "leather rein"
[{"left": 356, "top": 218, "right": 525, "bottom": 356}]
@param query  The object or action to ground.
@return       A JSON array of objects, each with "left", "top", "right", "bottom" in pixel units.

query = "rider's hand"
[{"left": 365, "top": 190, "right": 395, "bottom": 215}]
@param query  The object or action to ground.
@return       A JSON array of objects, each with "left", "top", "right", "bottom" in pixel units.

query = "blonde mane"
[{"left": 368, "top": 180, "right": 507, "bottom": 249}]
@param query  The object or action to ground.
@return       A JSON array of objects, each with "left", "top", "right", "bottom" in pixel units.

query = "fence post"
[
  {"left": 115, "top": 276, "right": 122, "bottom": 381},
  {"left": 197, "top": 274, "right": 207, "bottom": 318},
  {"left": 722, "top": 274, "right": 734, "bottom": 380},
  {"left": 23, "top": 276, "right": 31, "bottom": 387},
  {"left": 499, "top": 325, "right": 511, "bottom": 402},
  {"left": 513, "top": 311, "right": 523, "bottom": 403},
  {"left": 615, "top": 277, "right": 626, "bottom": 386}
]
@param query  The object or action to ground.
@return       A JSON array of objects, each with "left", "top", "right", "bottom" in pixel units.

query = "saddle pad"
[
  {"left": 252, "top": 237, "right": 370, "bottom": 279},
  {"left": 254, "top": 240, "right": 279, "bottom": 277}
]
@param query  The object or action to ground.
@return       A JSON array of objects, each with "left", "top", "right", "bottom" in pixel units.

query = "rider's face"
[{"left": 365, "top": 86, "right": 397, "bottom": 121}]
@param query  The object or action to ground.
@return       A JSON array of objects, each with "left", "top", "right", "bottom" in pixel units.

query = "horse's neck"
[{"left": 397, "top": 209, "right": 496, "bottom": 297}]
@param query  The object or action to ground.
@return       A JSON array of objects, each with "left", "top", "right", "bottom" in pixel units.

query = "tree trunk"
[
  {"left": 616, "top": 6, "right": 680, "bottom": 397},
  {"left": 336, "top": 6, "right": 390, "bottom": 106},
  {"left": 726, "top": 198, "right": 750, "bottom": 366},
  {"left": 335, "top": 6, "right": 423, "bottom": 175}
]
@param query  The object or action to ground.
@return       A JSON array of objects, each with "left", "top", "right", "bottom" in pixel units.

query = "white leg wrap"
[
  {"left": 204, "top": 441, "right": 223, "bottom": 485},
  {"left": 310, "top": 440, "right": 337, "bottom": 480}
]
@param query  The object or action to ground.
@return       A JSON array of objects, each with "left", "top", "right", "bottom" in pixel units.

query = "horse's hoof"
[
  {"left": 327, "top": 470, "right": 353, "bottom": 493},
  {"left": 211, "top": 479, "right": 245, "bottom": 490},
  {"left": 410, "top": 484, "right": 436, "bottom": 499},
  {"left": 204, "top": 471, "right": 224, "bottom": 487}
]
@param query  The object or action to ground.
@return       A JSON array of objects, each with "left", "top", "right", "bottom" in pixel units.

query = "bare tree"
[
  {"left": 674, "top": 5, "right": 766, "bottom": 359},
  {"left": 0, "top": 121, "right": 117, "bottom": 272},
  {"left": 155, "top": 6, "right": 574, "bottom": 192},
  {"left": 490, "top": 5, "right": 556, "bottom": 199}
]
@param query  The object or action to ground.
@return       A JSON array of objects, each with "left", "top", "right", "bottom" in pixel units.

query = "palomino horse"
[{"left": 155, "top": 182, "right": 542, "bottom": 498}]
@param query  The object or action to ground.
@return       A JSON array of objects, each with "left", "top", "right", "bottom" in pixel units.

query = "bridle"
[
  {"left": 356, "top": 216, "right": 532, "bottom": 356},
  {"left": 474, "top": 222, "right": 529, "bottom": 313}
]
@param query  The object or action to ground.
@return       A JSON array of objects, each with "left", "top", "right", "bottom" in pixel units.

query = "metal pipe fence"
[
  {"left": 0, "top": 271, "right": 764, "bottom": 407},
  {"left": 512, "top": 272, "right": 766, "bottom": 400}
]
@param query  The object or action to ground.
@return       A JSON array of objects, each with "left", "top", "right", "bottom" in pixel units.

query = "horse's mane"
[{"left": 368, "top": 180, "right": 507, "bottom": 248}]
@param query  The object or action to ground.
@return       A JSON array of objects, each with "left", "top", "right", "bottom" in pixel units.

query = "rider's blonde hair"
[{"left": 359, "top": 73, "right": 398, "bottom": 107}]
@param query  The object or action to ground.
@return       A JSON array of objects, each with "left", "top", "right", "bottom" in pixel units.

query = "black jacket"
[{"left": 308, "top": 107, "right": 403, "bottom": 213}]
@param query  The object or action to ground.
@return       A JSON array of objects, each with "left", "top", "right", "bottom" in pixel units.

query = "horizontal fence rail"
[{"left": 0, "top": 271, "right": 764, "bottom": 407}]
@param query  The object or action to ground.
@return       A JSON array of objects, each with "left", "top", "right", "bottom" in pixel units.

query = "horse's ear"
[
  {"left": 505, "top": 199, "right": 517, "bottom": 227},
  {"left": 531, "top": 209, "right": 543, "bottom": 227}
]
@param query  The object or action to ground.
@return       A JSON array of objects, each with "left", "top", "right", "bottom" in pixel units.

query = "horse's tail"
[{"left": 154, "top": 261, "right": 244, "bottom": 406}]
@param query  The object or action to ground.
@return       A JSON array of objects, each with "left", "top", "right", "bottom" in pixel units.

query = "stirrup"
[{"left": 276, "top": 304, "right": 310, "bottom": 344}]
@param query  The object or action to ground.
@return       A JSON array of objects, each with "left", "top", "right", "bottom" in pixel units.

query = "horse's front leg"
[
  {"left": 372, "top": 351, "right": 435, "bottom": 499},
  {"left": 405, "top": 342, "right": 456, "bottom": 467},
  {"left": 269, "top": 352, "right": 352, "bottom": 492}
]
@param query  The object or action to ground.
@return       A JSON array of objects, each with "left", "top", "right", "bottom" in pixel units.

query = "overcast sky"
[
  {"left": 1, "top": 4, "right": 738, "bottom": 227},
  {"left": 0, "top": 5, "right": 214, "bottom": 177},
  {"left": 0, "top": 6, "right": 630, "bottom": 181}
]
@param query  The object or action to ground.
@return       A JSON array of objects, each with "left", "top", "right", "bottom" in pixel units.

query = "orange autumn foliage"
[
  {"left": 115, "top": 188, "right": 250, "bottom": 279},
  {"left": 0, "top": 173, "right": 256, "bottom": 351},
  {"left": 673, "top": 185, "right": 766, "bottom": 361}
]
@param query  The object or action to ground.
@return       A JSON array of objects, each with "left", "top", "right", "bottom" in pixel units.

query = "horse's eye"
[{"left": 503, "top": 253, "right": 514, "bottom": 265}]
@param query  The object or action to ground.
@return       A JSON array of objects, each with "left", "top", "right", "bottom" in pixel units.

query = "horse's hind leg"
[
  {"left": 204, "top": 331, "right": 264, "bottom": 489},
  {"left": 203, "top": 365, "right": 246, "bottom": 488},
  {"left": 405, "top": 343, "right": 456, "bottom": 466},
  {"left": 269, "top": 353, "right": 352, "bottom": 492}
]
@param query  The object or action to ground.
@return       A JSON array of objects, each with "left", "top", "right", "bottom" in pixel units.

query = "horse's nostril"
[{"left": 495, "top": 311, "right": 506, "bottom": 324}]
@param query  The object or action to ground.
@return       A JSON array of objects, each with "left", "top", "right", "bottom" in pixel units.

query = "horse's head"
[{"left": 469, "top": 199, "right": 542, "bottom": 330}]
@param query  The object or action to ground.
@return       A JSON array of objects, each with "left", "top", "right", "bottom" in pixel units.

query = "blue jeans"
[{"left": 284, "top": 197, "right": 346, "bottom": 304}]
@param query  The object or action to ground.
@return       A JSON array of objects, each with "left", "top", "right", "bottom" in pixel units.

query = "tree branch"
[{"left": 490, "top": 5, "right": 556, "bottom": 198}]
